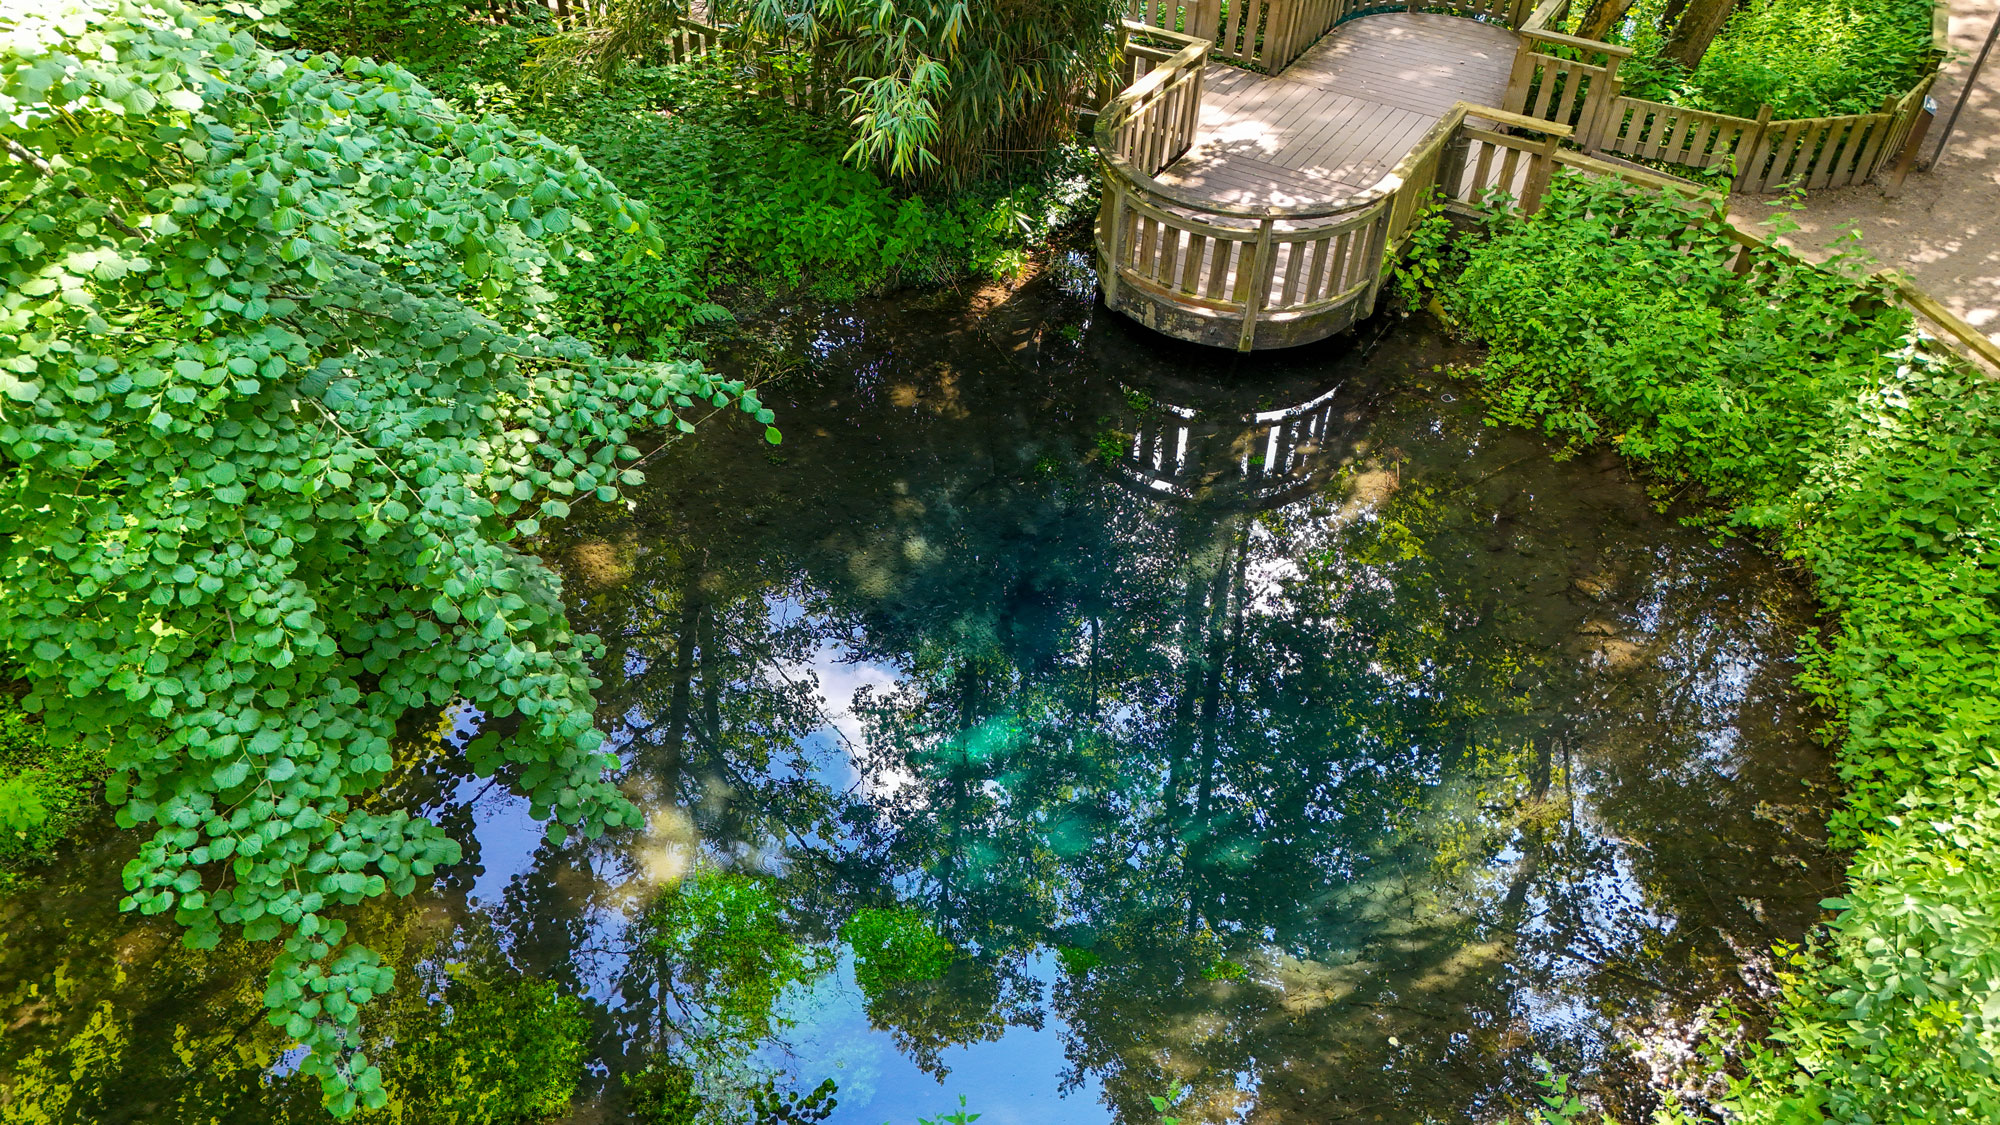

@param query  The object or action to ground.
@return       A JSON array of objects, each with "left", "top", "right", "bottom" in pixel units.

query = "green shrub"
[
  {"left": 1448, "top": 177, "right": 1910, "bottom": 518},
  {"left": 0, "top": 694, "right": 105, "bottom": 885},
  {"left": 279, "top": 0, "right": 552, "bottom": 105},
  {"left": 255, "top": 19, "right": 1096, "bottom": 357},
  {"left": 1617, "top": 0, "right": 1936, "bottom": 119},
  {"left": 1439, "top": 171, "right": 2000, "bottom": 1124},
  {"left": 514, "top": 65, "right": 1094, "bottom": 354}
]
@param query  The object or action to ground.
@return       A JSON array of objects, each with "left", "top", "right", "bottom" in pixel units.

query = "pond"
[{"left": 0, "top": 256, "right": 1842, "bottom": 1124}]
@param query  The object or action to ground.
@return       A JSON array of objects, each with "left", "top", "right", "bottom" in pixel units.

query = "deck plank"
[{"left": 1159, "top": 12, "right": 1518, "bottom": 210}]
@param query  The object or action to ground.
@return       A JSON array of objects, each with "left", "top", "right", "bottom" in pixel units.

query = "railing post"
[
  {"left": 1439, "top": 131, "right": 1474, "bottom": 204},
  {"left": 1521, "top": 133, "right": 1561, "bottom": 213},
  {"left": 1184, "top": 0, "right": 1216, "bottom": 40},
  {"left": 1265, "top": 0, "right": 1296, "bottom": 71},
  {"left": 1100, "top": 178, "right": 1126, "bottom": 308},
  {"left": 1106, "top": 22, "right": 1135, "bottom": 108},
  {"left": 1733, "top": 103, "right": 1775, "bottom": 191},
  {"left": 1237, "top": 218, "right": 1277, "bottom": 352},
  {"left": 1361, "top": 205, "right": 1393, "bottom": 317},
  {"left": 1881, "top": 95, "right": 1935, "bottom": 198},
  {"left": 1503, "top": 35, "right": 1540, "bottom": 117},
  {"left": 1582, "top": 52, "right": 1624, "bottom": 153}
]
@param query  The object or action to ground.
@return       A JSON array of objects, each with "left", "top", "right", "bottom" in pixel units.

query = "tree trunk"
[
  {"left": 1661, "top": 0, "right": 1737, "bottom": 71},
  {"left": 1576, "top": 0, "right": 1637, "bottom": 41},
  {"left": 659, "top": 592, "right": 701, "bottom": 775}
]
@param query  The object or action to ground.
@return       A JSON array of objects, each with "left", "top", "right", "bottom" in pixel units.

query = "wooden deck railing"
[
  {"left": 1502, "top": 0, "right": 1947, "bottom": 193},
  {"left": 1096, "top": 31, "right": 1575, "bottom": 351},
  {"left": 1106, "top": 21, "right": 1209, "bottom": 159},
  {"left": 1503, "top": 0, "right": 1634, "bottom": 145}
]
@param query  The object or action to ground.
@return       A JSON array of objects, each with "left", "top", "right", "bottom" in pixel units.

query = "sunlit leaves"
[
  {"left": 538, "top": 0, "right": 1120, "bottom": 187},
  {"left": 0, "top": 0, "right": 764, "bottom": 1113}
]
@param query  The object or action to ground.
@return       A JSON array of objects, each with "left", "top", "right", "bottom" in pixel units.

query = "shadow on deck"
[
  {"left": 1164, "top": 15, "right": 1518, "bottom": 207},
  {"left": 1093, "top": 4, "right": 1596, "bottom": 351}
]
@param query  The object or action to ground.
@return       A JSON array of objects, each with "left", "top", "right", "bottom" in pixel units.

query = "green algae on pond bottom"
[{"left": 0, "top": 259, "right": 1841, "bottom": 1124}]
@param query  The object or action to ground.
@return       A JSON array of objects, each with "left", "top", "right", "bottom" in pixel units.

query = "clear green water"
[{"left": 0, "top": 256, "right": 1841, "bottom": 1124}]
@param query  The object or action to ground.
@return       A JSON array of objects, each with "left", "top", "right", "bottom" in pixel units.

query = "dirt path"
[{"left": 1727, "top": 0, "right": 2000, "bottom": 350}]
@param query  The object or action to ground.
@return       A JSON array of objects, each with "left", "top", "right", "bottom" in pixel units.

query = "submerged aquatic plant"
[{"left": 841, "top": 905, "right": 955, "bottom": 992}]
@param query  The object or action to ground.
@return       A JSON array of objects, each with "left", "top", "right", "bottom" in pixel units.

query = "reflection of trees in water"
[
  {"left": 522, "top": 319, "right": 1836, "bottom": 1124},
  {"left": 0, "top": 794, "right": 597, "bottom": 1125},
  {"left": 0, "top": 283, "right": 1838, "bottom": 1124}
]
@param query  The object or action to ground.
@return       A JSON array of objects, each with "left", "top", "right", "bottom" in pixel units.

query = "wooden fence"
[
  {"left": 1121, "top": 0, "right": 1538, "bottom": 74},
  {"left": 1502, "top": 0, "right": 1948, "bottom": 193},
  {"left": 486, "top": 0, "right": 608, "bottom": 24},
  {"left": 1502, "top": 0, "right": 1634, "bottom": 143}
]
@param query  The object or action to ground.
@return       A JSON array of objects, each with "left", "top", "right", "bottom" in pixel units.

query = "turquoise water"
[{"left": 0, "top": 257, "right": 1841, "bottom": 1124}]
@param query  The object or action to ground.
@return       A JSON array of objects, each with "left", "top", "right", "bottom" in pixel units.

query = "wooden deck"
[{"left": 1157, "top": 13, "right": 1520, "bottom": 207}]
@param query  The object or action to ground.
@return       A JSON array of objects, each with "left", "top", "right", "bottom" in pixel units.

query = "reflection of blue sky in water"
[
  {"left": 767, "top": 951, "right": 1105, "bottom": 1125},
  {"left": 448, "top": 595, "right": 906, "bottom": 902},
  {"left": 442, "top": 585, "right": 1117, "bottom": 1121},
  {"left": 458, "top": 778, "right": 543, "bottom": 910}
]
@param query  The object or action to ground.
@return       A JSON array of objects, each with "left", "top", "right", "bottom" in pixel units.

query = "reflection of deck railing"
[
  {"left": 1095, "top": 26, "right": 1574, "bottom": 352},
  {"left": 1112, "top": 383, "right": 1349, "bottom": 509}
]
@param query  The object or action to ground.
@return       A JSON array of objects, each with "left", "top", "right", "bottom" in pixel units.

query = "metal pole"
[{"left": 1928, "top": 8, "right": 2000, "bottom": 168}]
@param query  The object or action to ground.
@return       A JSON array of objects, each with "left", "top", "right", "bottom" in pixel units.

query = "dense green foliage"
[
  {"left": 1437, "top": 174, "right": 2000, "bottom": 1123},
  {"left": 282, "top": 0, "right": 538, "bottom": 73},
  {"left": 520, "top": 65, "right": 1093, "bottom": 356},
  {"left": 276, "top": 6, "right": 1095, "bottom": 357},
  {"left": 1615, "top": 0, "right": 1937, "bottom": 118},
  {"left": 0, "top": 695, "right": 105, "bottom": 886},
  {"left": 540, "top": 0, "right": 1121, "bottom": 186},
  {"left": 0, "top": 0, "right": 770, "bottom": 1112}
]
